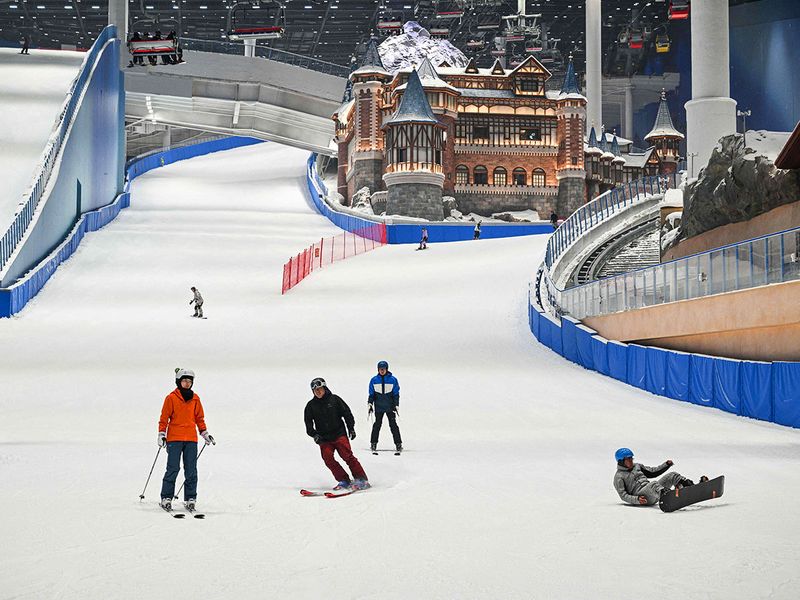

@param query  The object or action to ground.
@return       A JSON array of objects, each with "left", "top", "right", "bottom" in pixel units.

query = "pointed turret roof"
[
  {"left": 559, "top": 54, "right": 582, "bottom": 96},
  {"left": 611, "top": 133, "right": 626, "bottom": 164},
  {"left": 398, "top": 57, "right": 457, "bottom": 93},
  {"left": 599, "top": 126, "right": 615, "bottom": 160},
  {"left": 385, "top": 69, "right": 438, "bottom": 126},
  {"left": 490, "top": 59, "right": 505, "bottom": 75},
  {"left": 351, "top": 37, "right": 389, "bottom": 77},
  {"left": 464, "top": 58, "right": 479, "bottom": 74},
  {"left": 645, "top": 89, "right": 684, "bottom": 140},
  {"left": 586, "top": 126, "right": 602, "bottom": 154}
]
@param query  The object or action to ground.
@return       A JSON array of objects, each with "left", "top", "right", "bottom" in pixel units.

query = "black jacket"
[{"left": 304, "top": 389, "right": 355, "bottom": 443}]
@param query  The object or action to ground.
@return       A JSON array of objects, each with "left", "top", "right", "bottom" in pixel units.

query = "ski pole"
[
  {"left": 174, "top": 443, "right": 208, "bottom": 500},
  {"left": 139, "top": 446, "right": 163, "bottom": 501}
]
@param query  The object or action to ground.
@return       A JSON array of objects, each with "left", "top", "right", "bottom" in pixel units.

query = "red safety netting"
[{"left": 282, "top": 223, "right": 387, "bottom": 294}]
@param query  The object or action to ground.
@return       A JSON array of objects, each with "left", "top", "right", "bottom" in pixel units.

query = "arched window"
[
  {"left": 512, "top": 168, "right": 526, "bottom": 186},
  {"left": 455, "top": 164, "right": 469, "bottom": 185},
  {"left": 474, "top": 165, "right": 488, "bottom": 185},
  {"left": 493, "top": 166, "right": 507, "bottom": 186},
  {"left": 531, "top": 168, "right": 546, "bottom": 186}
]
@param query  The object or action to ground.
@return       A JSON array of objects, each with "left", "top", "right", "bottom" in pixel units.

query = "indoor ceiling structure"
[{"left": 0, "top": 0, "right": 762, "bottom": 70}]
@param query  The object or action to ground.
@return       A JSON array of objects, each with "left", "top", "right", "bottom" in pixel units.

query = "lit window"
[
  {"left": 531, "top": 169, "right": 546, "bottom": 186},
  {"left": 455, "top": 165, "right": 469, "bottom": 185},
  {"left": 493, "top": 166, "right": 507, "bottom": 186}
]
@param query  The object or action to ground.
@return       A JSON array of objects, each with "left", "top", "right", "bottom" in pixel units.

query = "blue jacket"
[{"left": 368, "top": 371, "right": 400, "bottom": 413}]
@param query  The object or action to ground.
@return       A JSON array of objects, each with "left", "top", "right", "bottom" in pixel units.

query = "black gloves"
[
  {"left": 313, "top": 434, "right": 321, "bottom": 444},
  {"left": 349, "top": 430, "right": 356, "bottom": 441}
]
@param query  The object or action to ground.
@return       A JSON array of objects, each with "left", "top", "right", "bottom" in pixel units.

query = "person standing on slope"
[
  {"left": 418, "top": 227, "right": 428, "bottom": 250},
  {"left": 473, "top": 221, "right": 481, "bottom": 240},
  {"left": 189, "top": 286, "right": 203, "bottom": 318},
  {"left": 613, "top": 448, "right": 705, "bottom": 506},
  {"left": 368, "top": 360, "right": 402, "bottom": 453},
  {"left": 304, "top": 377, "right": 369, "bottom": 490},
  {"left": 158, "top": 368, "right": 215, "bottom": 511}
]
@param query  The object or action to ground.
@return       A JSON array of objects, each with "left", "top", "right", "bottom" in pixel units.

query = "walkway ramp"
[{"left": 0, "top": 49, "right": 84, "bottom": 230}]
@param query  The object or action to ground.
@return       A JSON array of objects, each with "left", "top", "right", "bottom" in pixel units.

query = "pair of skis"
[
  {"left": 161, "top": 504, "right": 206, "bottom": 519},
  {"left": 300, "top": 488, "right": 362, "bottom": 499}
]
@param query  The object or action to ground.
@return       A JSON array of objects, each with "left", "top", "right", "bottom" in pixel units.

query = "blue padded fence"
[
  {"left": 528, "top": 291, "right": 800, "bottom": 429},
  {"left": 0, "top": 136, "right": 263, "bottom": 317},
  {"left": 307, "top": 154, "right": 554, "bottom": 244}
]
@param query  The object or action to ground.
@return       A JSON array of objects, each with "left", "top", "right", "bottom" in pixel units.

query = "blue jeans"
[{"left": 160, "top": 441, "right": 198, "bottom": 500}]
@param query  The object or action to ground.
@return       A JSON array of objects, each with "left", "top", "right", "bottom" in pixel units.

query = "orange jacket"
[{"left": 158, "top": 389, "right": 207, "bottom": 442}]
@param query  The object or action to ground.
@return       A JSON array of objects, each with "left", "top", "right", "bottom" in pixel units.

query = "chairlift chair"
[
  {"left": 430, "top": 27, "right": 450, "bottom": 38},
  {"left": 655, "top": 33, "right": 670, "bottom": 53},
  {"left": 628, "top": 29, "right": 643, "bottom": 49},
  {"left": 226, "top": 1, "right": 286, "bottom": 42},
  {"left": 668, "top": 0, "right": 689, "bottom": 20},
  {"left": 377, "top": 19, "right": 403, "bottom": 32},
  {"left": 525, "top": 37, "right": 543, "bottom": 53}
]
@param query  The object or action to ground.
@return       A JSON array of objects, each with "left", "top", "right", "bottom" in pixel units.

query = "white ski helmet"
[{"left": 175, "top": 368, "right": 195, "bottom": 386}]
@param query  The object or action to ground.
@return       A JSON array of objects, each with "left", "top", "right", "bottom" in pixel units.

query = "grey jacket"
[
  {"left": 613, "top": 461, "right": 671, "bottom": 505},
  {"left": 191, "top": 289, "right": 203, "bottom": 304}
]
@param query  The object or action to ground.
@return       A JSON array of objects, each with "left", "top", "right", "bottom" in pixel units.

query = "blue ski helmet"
[
  {"left": 615, "top": 448, "right": 634, "bottom": 462},
  {"left": 377, "top": 360, "right": 389, "bottom": 370}
]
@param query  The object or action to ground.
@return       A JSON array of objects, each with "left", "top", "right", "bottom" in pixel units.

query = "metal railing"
[
  {"left": 548, "top": 225, "right": 800, "bottom": 320},
  {"left": 0, "top": 26, "right": 117, "bottom": 274},
  {"left": 179, "top": 37, "right": 349, "bottom": 78}
]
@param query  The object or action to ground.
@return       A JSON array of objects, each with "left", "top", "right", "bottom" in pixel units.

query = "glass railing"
[
  {"left": 179, "top": 37, "right": 350, "bottom": 78},
  {"left": 544, "top": 224, "right": 800, "bottom": 320},
  {"left": 0, "top": 26, "right": 117, "bottom": 274}
]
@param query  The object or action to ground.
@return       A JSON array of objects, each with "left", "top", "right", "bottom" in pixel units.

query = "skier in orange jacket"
[{"left": 158, "top": 368, "right": 215, "bottom": 511}]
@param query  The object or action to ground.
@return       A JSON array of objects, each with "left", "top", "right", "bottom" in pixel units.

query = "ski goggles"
[{"left": 310, "top": 378, "right": 326, "bottom": 391}]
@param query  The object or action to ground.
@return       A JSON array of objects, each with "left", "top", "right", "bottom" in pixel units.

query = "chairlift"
[
  {"left": 476, "top": 15, "right": 500, "bottom": 30},
  {"left": 508, "top": 54, "right": 524, "bottom": 68},
  {"left": 525, "top": 38, "right": 543, "bottom": 53},
  {"left": 128, "top": 36, "right": 179, "bottom": 59},
  {"left": 668, "top": 0, "right": 689, "bottom": 20},
  {"left": 628, "top": 29, "right": 643, "bottom": 49},
  {"left": 430, "top": 27, "right": 450, "bottom": 38},
  {"left": 377, "top": 19, "right": 403, "bottom": 32},
  {"left": 655, "top": 33, "right": 670, "bottom": 53},
  {"left": 226, "top": 1, "right": 286, "bottom": 42},
  {"left": 505, "top": 34, "right": 525, "bottom": 43}
]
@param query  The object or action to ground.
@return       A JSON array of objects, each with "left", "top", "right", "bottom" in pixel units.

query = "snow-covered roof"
[
  {"left": 396, "top": 57, "right": 457, "bottom": 93},
  {"left": 385, "top": 69, "right": 439, "bottom": 126},
  {"left": 620, "top": 148, "right": 654, "bottom": 168},
  {"left": 333, "top": 98, "right": 354, "bottom": 121},
  {"left": 645, "top": 90, "right": 684, "bottom": 140},
  {"left": 456, "top": 88, "right": 515, "bottom": 99}
]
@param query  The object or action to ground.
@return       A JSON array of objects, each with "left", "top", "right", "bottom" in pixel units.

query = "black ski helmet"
[
  {"left": 377, "top": 360, "right": 389, "bottom": 371},
  {"left": 310, "top": 377, "right": 327, "bottom": 391}
]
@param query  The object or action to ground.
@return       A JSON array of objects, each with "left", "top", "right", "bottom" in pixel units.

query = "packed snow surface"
[
  {"left": 0, "top": 48, "right": 84, "bottom": 230},
  {"left": 742, "top": 129, "right": 792, "bottom": 162},
  {"left": 2, "top": 143, "right": 800, "bottom": 599}
]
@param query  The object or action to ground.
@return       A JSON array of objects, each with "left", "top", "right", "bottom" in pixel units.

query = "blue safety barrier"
[
  {"left": 575, "top": 324, "right": 596, "bottom": 370},
  {"left": 665, "top": 350, "right": 691, "bottom": 402},
  {"left": 740, "top": 360, "right": 773, "bottom": 421},
  {"left": 307, "top": 154, "right": 553, "bottom": 243},
  {"left": 713, "top": 357, "right": 742, "bottom": 415},
  {"left": 626, "top": 344, "right": 648, "bottom": 390},
  {"left": 528, "top": 297, "right": 800, "bottom": 429},
  {"left": 645, "top": 346, "right": 668, "bottom": 397}
]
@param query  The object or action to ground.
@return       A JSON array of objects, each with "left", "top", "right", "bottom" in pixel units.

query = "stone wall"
[
  {"left": 387, "top": 182, "right": 444, "bottom": 220},
  {"left": 351, "top": 157, "right": 384, "bottom": 199},
  {"left": 454, "top": 191, "right": 556, "bottom": 216},
  {"left": 555, "top": 177, "right": 587, "bottom": 217}
]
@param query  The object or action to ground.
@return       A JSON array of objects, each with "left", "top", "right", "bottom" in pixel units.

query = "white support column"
[
  {"left": 685, "top": 0, "right": 737, "bottom": 177},
  {"left": 161, "top": 126, "right": 171, "bottom": 151},
  {"left": 585, "top": 0, "right": 603, "bottom": 135},
  {"left": 107, "top": 0, "right": 128, "bottom": 68},
  {"left": 244, "top": 38, "right": 256, "bottom": 58},
  {"left": 624, "top": 82, "right": 634, "bottom": 139}
]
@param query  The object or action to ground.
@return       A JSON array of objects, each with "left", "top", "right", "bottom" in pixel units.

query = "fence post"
[{"left": 319, "top": 237, "right": 324, "bottom": 268}]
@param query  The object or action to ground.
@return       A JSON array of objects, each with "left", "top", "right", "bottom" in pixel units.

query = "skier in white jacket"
[{"left": 189, "top": 287, "right": 204, "bottom": 318}]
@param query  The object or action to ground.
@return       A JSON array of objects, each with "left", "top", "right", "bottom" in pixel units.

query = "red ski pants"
[{"left": 319, "top": 436, "right": 367, "bottom": 482}]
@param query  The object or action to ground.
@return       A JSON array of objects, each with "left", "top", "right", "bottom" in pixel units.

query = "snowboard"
[{"left": 659, "top": 475, "right": 724, "bottom": 513}]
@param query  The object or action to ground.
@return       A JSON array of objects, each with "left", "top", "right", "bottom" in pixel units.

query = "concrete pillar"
[
  {"left": 685, "top": 0, "right": 737, "bottom": 178},
  {"left": 161, "top": 126, "right": 171, "bottom": 151},
  {"left": 585, "top": 0, "right": 602, "bottom": 135},
  {"left": 244, "top": 38, "right": 256, "bottom": 58},
  {"left": 108, "top": 0, "right": 128, "bottom": 68},
  {"left": 624, "top": 82, "right": 634, "bottom": 139}
]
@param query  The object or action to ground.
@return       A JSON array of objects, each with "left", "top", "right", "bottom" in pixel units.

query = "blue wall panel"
[
  {"left": 689, "top": 355, "right": 715, "bottom": 407},
  {"left": 541, "top": 314, "right": 562, "bottom": 356},
  {"left": 773, "top": 362, "right": 800, "bottom": 428},
  {"left": 607, "top": 340, "right": 628, "bottom": 382},
  {"left": 531, "top": 303, "right": 542, "bottom": 340},
  {"left": 575, "top": 324, "right": 596, "bottom": 370},
  {"left": 665, "top": 351, "right": 691, "bottom": 402},
  {"left": 626, "top": 344, "right": 648, "bottom": 390},
  {"left": 645, "top": 347, "right": 668, "bottom": 396},
  {"left": 713, "top": 358, "right": 742, "bottom": 415},
  {"left": 561, "top": 316, "right": 579, "bottom": 363},
  {"left": 590, "top": 336, "right": 609, "bottom": 376},
  {"left": 740, "top": 361, "right": 773, "bottom": 422}
]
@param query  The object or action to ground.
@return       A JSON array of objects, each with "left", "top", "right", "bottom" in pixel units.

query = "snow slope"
[
  {"left": 0, "top": 48, "right": 85, "bottom": 230},
  {"left": 1, "top": 143, "right": 800, "bottom": 599}
]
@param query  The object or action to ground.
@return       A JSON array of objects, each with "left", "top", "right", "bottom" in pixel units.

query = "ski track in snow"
[{"left": 1, "top": 143, "right": 799, "bottom": 599}]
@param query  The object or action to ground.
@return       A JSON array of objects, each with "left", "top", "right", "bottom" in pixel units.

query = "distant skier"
[
  {"left": 368, "top": 360, "right": 402, "bottom": 454},
  {"left": 189, "top": 286, "right": 203, "bottom": 318},
  {"left": 549, "top": 211, "right": 558, "bottom": 229},
  {"left": 417, "top": 227, "right": 428, "bottom": 250},
  {"left": 473, "top": 221, "right": 481, "bottom": 240},
  {"left": 19, "top": 34, "right": 30, "bottom": 55},
  {"left": 304, "top": 377, "right": 369, "bottom": 490},
  {"left": 613, "top": 448, "right": 706, "bottom": 506},
  {"left": 158, "top": 368, "right": 215, "bottom": 511}
]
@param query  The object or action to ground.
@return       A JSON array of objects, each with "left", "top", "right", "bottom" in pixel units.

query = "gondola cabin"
[{"left": 669, "top": 0, "right": 690, "bottom": 20}]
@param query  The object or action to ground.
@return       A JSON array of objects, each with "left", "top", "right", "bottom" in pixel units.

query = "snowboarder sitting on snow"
[
  {"left": 189, "top": 286, "right": 203, "bottom": 318},
  {"left": 304, "top": 378, "right": 369, "bottom": 491},
  {"left": 158, "top": 368, "right": 215, "bottom": 511},
  {"left": 613, "top": 448, "right": 706, "bottom": 506},
  {"left": 368, "top": 360, "right": 402, "bottom": 453}
]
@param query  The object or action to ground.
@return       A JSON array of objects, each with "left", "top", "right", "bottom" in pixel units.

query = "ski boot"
[
  {"left": 676, "top": 477, "right": 694, "bottom": 489},
  {"left": 184, "top": 499, "right": 196, "bottom": 511},
  {"left": 699, "top": 475, "right": 709, "bottom": 483},
  {"left": 352, "top": 479, "right": 371, "bottom": 491},
  {"left": 395, "top": 443, "right": 403, "bottom": 454},
  {"left": 160, "top": 497, "right": 172, "bottom": 510},
  {"left": 332, "top": 480, "right": 351, "bottom": 491},
  {"left": 370, "top": 443, "right": 377, "bottom": 452}
]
